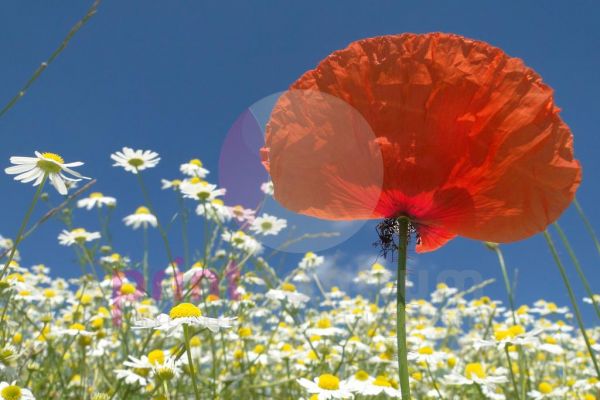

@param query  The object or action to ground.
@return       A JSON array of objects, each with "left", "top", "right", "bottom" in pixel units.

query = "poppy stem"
[
  {"left": 396, "top": 216, "right": 411, "bottom": 400},
  {"left": 543, "top": 230, "right": 600, "bottom": 379}
]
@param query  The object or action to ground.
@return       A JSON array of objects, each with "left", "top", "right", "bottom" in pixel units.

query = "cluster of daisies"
[{"left": 0, "top": 149, "right": 599, "bottom": 399}]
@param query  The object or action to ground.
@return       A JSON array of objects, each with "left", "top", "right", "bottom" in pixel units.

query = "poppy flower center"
[{"left": 374, "top": 217, "right": 420, "bottom": 258}]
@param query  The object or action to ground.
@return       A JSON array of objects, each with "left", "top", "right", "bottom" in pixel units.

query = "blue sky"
[{"left": 1, "top": 1, "right": 599, "bottom": 321}]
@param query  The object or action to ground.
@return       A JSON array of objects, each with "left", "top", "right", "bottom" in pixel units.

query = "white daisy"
[
  {"left": 297, "top": 374, "right": 353, "bottom": 399},
  {"left": 180, "top": 179, "right": 226, "bottom": 202},
  {"left": 180, "top": 159, "right": 209, "bottom": 178},
  {"left": 133, "top": 302, "right": 236, "bottom": 335},
  {"left": 111, "top": 147, "right": 160, "bottom": 173},
  {"left": 196, "top": 199, "right": 233, "bottom": 223},
  {"left": 58, "top": 228, "right": 101, "bottom": 246},
  {"left": 351, "top": 374, "right": 401, "bottom": 397},
  {"left": 5, "top": 151, "right": 89, "bottom": 195},
  {"left": 123, "top": 206, "right": 157, "bottom": 229},
  {"left": 528, "top": 382, "right": 569, "bottom": 399},
  {"left": 161, "top": 179, "right": 182, "bottom": 190},
  {"left": 0, "top": 382, "right": 35, "bottom": 400},
  {"left": 266, "top": 283, "right": 310, "bottom": 308},
  {"left": 76, "top": 192, "right": 116, "bottom": 210},
  {"left": 260, "top": 181, "right": 274, "bottom": 195},
  {"left": 250, "top": 214, "right": 287, "bottom": 236}
]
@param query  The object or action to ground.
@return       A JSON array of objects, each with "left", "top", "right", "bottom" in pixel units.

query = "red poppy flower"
[{"left": 261, "top": 33, "right": 581, "bottom": 253}]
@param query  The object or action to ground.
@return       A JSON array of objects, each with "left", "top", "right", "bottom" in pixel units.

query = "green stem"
[
  {"left": 396, "top": 216, "right": 411, "bottom": 400},
  {"left": 543, "top": 230, "right": 600, "bottom": 378},
  {"left": 491, "top": 245, "right": 517, "bottom": 323},
  {"left": 135, "top": 171, "right": 181, "bottom": 296},
  {"left": 183, "top": 325, "right": 201, "bottom": 400},
  {"left": 553, "top": 222, "right": 600, "bottom": 320},
  {"left": 143, "top": 226, "right": 149, "bottom": 290},
  {"left": 0, "top": 0, "right": 102, "bottom": 118},
  {"left": 573, "top": 198, "right": 600, "bottom": 257},
  {"left": 0, "top": 174, "right": 48, "bottom": 279}
]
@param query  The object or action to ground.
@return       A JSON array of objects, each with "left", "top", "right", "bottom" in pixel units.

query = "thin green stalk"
[
  {"left": 135, "top": 171, "right": 181, "bottom": 295},
  {"left": 396, "top": 216, "right": 411, "bottom": 400},
  {"left": 143, "top": 225, "right": 149, "bottom": 290},
  {"left": 183, "top": 325, "right": 202, "bottom": 400},
  {"left": 553, "top": 222, "right": 600, "bottom": 320},
  {"left": 504, "top": 345, "right": 520, "bottom": 400},
  {"left": 0, "top": 0, "right": 102, "bottom": 118},
  {"left": 0, "top": 174, "right": 48, "bottom": 279},
  {"left": 490, "top": 244, "right": 517, "bottom": 323},
  {"left": 426, "top": 361, "right": 444, "bottom": 399},
  {"left": 543, "top": 230, "right": 600, "bottom": 378},
  {"left": 573, "top": 198, "right": 600, "bottom": 257}
]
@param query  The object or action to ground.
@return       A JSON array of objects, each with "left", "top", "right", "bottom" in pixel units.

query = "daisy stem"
[
  {"left": 425, "top": 361, "right": 444, "bottom": 399},
  {"left": 573, "top": 197, "right": 600, "bottom": 257},
  {"left": 183, "top": 325, "right": 202, "bottom": 400},
  {"left": 504, "top": 345, "right": 520, "bottom": 400},
  {"left": 143, "top": 225, "right": 149, "bottom": 290},
  {"left": 396, "top": 216, "right": 411, "bottom": 400},
  {"left": 553, "top": 222, "right": 600, "bottom": 320},
  {"left": 543, "top": 230, "right": 600, "bottom": 379},
  {"left": 135, "top": 171, "right": 181, "bottom": 296},
  {"left": 0, "top": 174, "right": 47, "bottom": 279}
]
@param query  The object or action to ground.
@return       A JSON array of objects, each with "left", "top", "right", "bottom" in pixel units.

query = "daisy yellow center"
[
  {"left": 190, "top": 159, "right": 203, "bottom": 167},
  {"left": 355, "top": 370, "right": 369, "bottom": 381},
  {"left": 135, "top": 206, "right": 151, "bottom": 215},
  {"left": 547, "top": 302, "right": 558, "bottom": 311},
  {"left": 419, "top": 346, "right": 434, "bottom": 355},
  {"left": 43, "top": 289, "right": 56, "bottom": 298},
  {"left": 317, "top": 318, "right": 332, "bottom": 329},
  {"left": 127, "top": 158, "right": 144, "bottom": 167},
  {"left": 465, "top": 363, "right": 486, "bottom": 379},
  {"left": 539, "top": 382, "right": 553, "bottom": 394},
  {"left": 238, "top": 327, "right": 252, "bottom": 338},
  {"left": 148, "top": 349, "right": 165, "bottom": 365},
  {"left": 372, "top": 263, "right": 385, "bottom": 271},
  {"left": 120, "top": 283, "right": 136, "bottom": 295},
  {"left": 317, "top": 374, "right": 340, "bottom": 390},
  {"left": 1, "top": 385, "right": 22, "bottom": 400},
  {"left": 260, "top": 221, "right": 273, "bottom": 230},
  {"left": 281, "top": 283, "right": 296, "bottom": 292},
  {"left": 169, "top": 303, "right": 201, "bottom": 319},
  {"left": 212, "top": 199, "right": 224, "bottom": 206},
  {"left": 206, "top": 294, "right": 219, "bottom": 302},
  {"left": 189, "top": 177, "right": 203, "bottom": 184},
  {"left": 90, "top": 192, "right": 104, "bottom": 198},
  {"left": 373, "top": 375, "right": 392, "bottom": 387},
  {"left": 69, "top": 323, "right": 86, "bottom": 331},
  {"left": 253, "top": 344, "right": 265, "bottom": 354}
]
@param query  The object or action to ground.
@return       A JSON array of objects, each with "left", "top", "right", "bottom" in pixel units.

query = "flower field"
[
  {"left": 0, "top": 151, "right": 599, "bottom": 400},
  {"left": 1, "top": 3, "right": 599, "bottom": 398}
]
